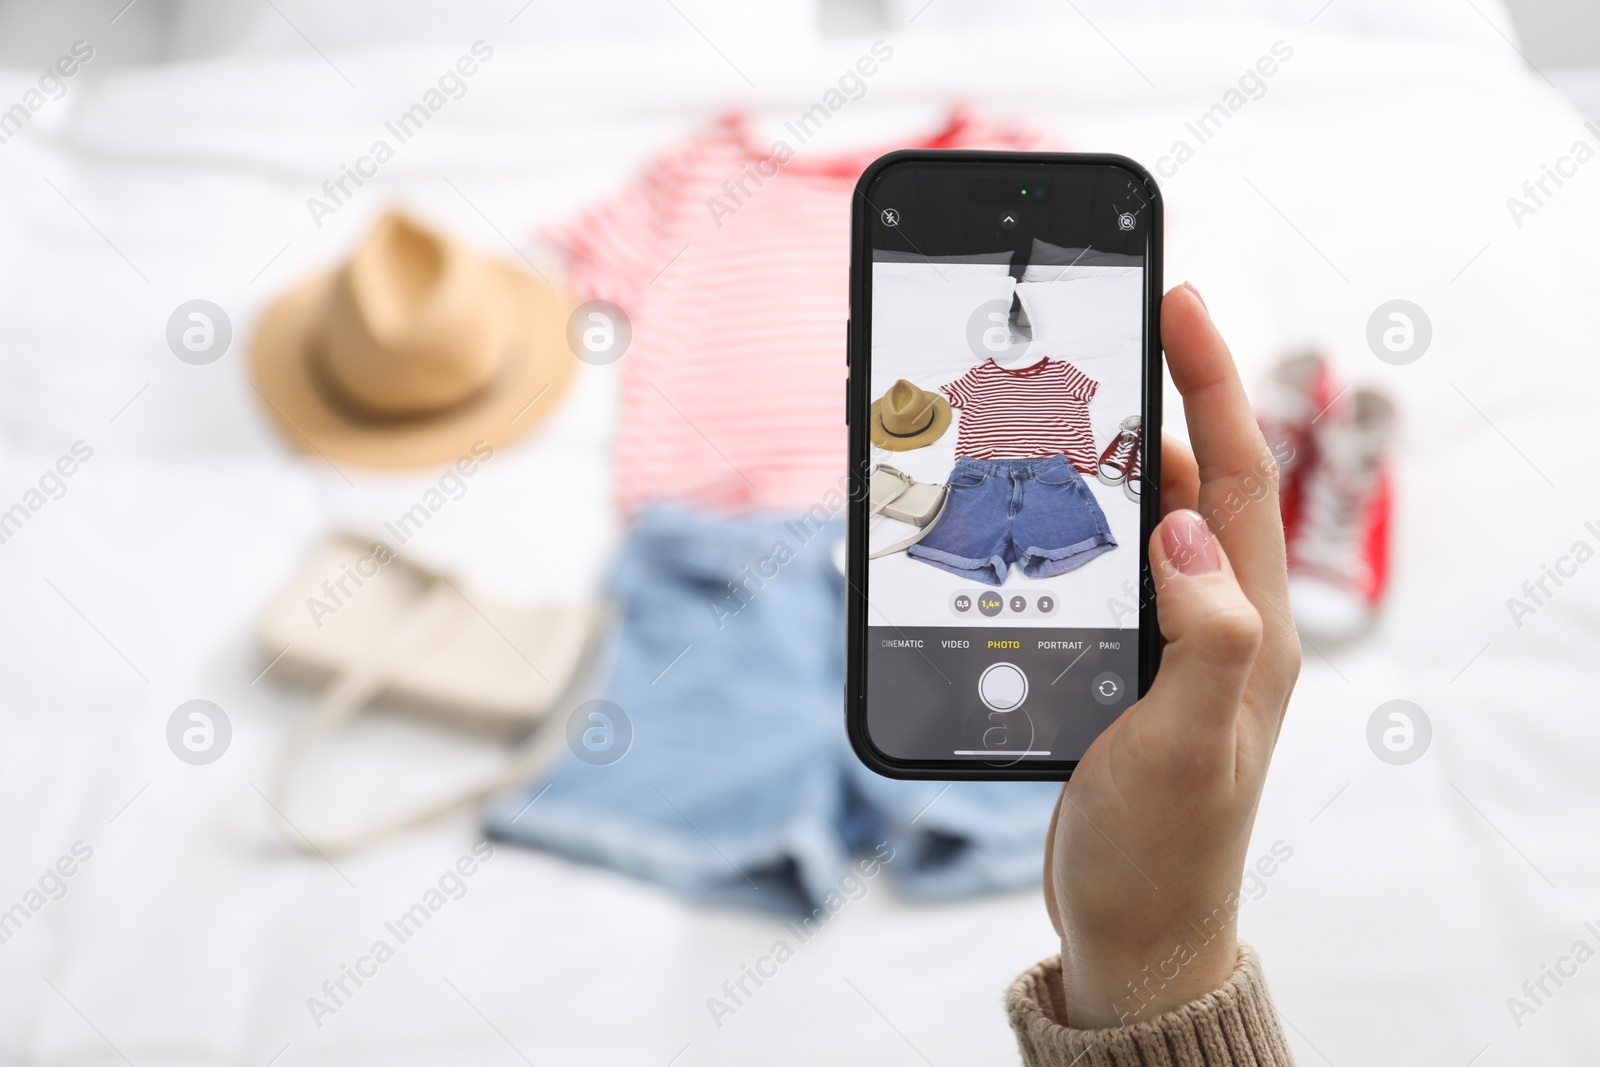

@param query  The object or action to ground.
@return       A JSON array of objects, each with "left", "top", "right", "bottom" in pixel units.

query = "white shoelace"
[{"left": 1292, "top": 422, "right": 1385, "bottom": 584}]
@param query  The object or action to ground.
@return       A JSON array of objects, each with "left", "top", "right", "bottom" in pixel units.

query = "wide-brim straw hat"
[
  {"left": 870, "top": 378, "right": 951, "bottom": 451},
  {"left": 251, "top": 211, "right": 577, "bottom": 469}
]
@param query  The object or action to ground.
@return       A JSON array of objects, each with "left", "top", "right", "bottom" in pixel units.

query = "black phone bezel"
[{"left": 845, "top": 149, "right": 1164, "bottom": 781}]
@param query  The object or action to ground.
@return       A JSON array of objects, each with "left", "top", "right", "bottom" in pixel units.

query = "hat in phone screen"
[{"left": 870, "top": 379, "right": 951, "bottom": 451}]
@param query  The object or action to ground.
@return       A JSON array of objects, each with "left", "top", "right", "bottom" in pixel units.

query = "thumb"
[{"left": 1142, "top": 509, "right": 1263, "bottom": 734}]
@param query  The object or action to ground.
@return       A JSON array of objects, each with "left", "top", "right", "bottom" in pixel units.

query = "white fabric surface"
[
  {"left": 4, "top": 4, "right": 1600, "bottom": 1063},
  {"left": 163, "top": 0, "right": 823, "bottom": 60},
  {"left": 871, "top": 262, "right": 1017, "bottom": 351},
  {"left": 1016, "top": 275, "right": 1143, "bottom": 359}
]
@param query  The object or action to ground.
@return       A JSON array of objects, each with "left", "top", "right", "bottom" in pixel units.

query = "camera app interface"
[{"left": 863, "top": 163, "right": 1150, "bottom": 766}]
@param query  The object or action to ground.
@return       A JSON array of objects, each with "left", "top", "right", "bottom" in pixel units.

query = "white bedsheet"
[{"left": 3, "top": 9, "right": 1600, "bottom": 1064}]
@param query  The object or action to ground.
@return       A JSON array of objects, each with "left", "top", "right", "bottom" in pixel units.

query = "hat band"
[
  {"left": 305, "top": 340, "right": 514, "bottom": 426},
  {"left": 881, "top": 404, "right": 938, "bottom": 439}
]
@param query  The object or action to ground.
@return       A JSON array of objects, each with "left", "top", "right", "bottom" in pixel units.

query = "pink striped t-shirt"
[
  {"left": 545, "top": 110, "right": 1046, "bottom": 514},
  {"left": 941, "top": 358, "right": 1100, "bottom": 471}
]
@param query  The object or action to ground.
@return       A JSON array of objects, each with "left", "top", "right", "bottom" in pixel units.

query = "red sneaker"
[
  {"left": 1097, "top": 416, "right": 1141, "bottom": 486},
  {"left": 1287, "top": 388, "right": 1396, "bottom": 638},
  {"left": 1123, "top": 436, "right": 1141, "bottom": 504},
  {"left": 1255, "top": 352, "right": 1339, "bottom": 542}
]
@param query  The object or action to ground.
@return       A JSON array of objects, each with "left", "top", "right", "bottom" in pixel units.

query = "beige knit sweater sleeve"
[{"left": 1006, "top": 945, "right": 1296, "bottom": 1066}]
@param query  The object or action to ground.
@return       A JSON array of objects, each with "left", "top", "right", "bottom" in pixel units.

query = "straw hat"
[
  {"left": 251, "top": 211, "right": 577, "bottom": 469},
  {"left": 870, "top": 379, "right": 951, "bottom": 451}
]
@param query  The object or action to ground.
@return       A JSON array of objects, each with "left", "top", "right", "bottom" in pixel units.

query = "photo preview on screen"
[{"left": 863, "top": 163, "right": 1151, "bottom": 766}]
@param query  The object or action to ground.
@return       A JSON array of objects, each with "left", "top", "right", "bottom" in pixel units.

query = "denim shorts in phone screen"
[{"left": 907, "top": 453, "right": 1116, "bottom": 586}]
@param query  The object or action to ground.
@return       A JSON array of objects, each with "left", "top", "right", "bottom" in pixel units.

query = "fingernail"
[
  {"left": 1161, "top": 509, "right": 1219, "bottom": 574},
  {"left": 1182, "top": 280, "right": 1207, "bottom": 310}
]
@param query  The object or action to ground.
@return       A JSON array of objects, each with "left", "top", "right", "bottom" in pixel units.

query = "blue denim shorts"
[
  {"left": 907, "top": 453, "right": 1116, "bottom": 586},
  {"left": 484, "top": 506, "right": 1059, "bottom": 914}
]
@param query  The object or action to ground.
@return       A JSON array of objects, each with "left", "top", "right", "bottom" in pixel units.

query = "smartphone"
[{"left": 846, "top": 151, "right": 1162, "bottom": 780}]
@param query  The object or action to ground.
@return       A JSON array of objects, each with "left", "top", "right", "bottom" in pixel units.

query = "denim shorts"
[
  {"left": 484, "top": 506, "right": 1060, "bottom": 914},
  {"left": 907, "top": 453, "right": 1116, "bottom": 586}
]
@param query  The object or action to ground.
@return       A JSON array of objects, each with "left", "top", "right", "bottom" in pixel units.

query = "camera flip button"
[{"left": 1091, "top": 672, "right": 1124, "bottom": 706}]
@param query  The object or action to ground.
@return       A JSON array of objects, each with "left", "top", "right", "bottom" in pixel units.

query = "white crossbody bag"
[
  {"left": 257, "top": 535, "right": 607, "bottom": 854},
  {"left": 868, "top": 465, "right": 949, "bottom": 559}
]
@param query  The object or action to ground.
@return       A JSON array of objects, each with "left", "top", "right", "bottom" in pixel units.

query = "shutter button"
[{"left": 978, "top": 662, "right": 1028, "bottom": 713}]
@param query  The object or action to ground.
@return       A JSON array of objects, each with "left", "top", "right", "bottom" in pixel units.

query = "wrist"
[{"left": 1057, "top": 924, "right": 1239, "bottom": 1030}]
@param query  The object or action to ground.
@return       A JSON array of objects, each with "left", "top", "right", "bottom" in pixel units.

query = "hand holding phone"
[{"left": 1043, "top": 284, "right": 1301, "bottom": 1027}]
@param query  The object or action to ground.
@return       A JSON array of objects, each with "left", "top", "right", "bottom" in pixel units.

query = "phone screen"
[{"left": 851, "top": 156, "right": 1159, "bottom": 775}]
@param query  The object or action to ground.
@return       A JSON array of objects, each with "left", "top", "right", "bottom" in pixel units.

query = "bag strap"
[
  {"left": 868, "top": 484, "right": 950, "bottom": 559},
  {"left": 869, "top": 465, "right": 913, "bottom": 517},
  {"left": 265, "top": 582, "right": 598, "bottom": 855}
]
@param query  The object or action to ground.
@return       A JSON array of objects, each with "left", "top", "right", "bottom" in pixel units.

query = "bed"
[{"left": 3, "top": 1, "right": 1599, "bottom": 1062}]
